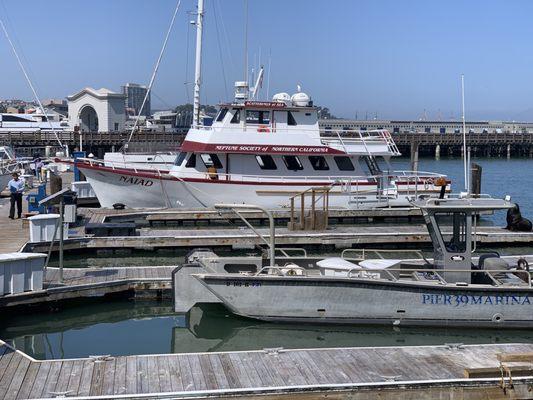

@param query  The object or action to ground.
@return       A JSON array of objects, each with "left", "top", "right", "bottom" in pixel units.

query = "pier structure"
[
  {"left": 3, "top": 121, "right": 533, "bottom": 158},
  {"left": 0, "top": 340, "right": 532, "bottom": 399}
]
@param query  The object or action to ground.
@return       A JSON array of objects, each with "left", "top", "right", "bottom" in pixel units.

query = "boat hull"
[
  {"left": 195, "top": 275, "right": 533, "bottom": 328},
  {"left": 78, "top": 163, "right": 444, "bottom": 209}
]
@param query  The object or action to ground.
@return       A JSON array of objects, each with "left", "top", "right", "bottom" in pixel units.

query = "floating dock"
[
  {"left": 0, "top": 341, "right": 532, "bottom": 399},
  {"left": 0, "top": 266, "right": 173, "bottom": 309},
  {"left": 24, "top": 225, "right": 533, "bottom": 254},
  {"left": 82, "top": 206, "right": 425, "bottom": 225}
]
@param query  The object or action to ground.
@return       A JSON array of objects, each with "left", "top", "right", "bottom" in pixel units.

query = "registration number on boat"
[{"left": 225, "top": 280, "right": 261, "bottom": 287}]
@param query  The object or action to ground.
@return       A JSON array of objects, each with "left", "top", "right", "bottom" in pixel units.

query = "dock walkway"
[
  {"left": 0, "top": 266, "right": 173, "bottom": 309},
  {"left": 80, "top": 225, "right": 533, "bottom": 251},
  {"left": 0, "top": 197, "right": 30, "bottom": 253},
  {"left": 0, "top": 341, "right": 532, "bottom": 399}
]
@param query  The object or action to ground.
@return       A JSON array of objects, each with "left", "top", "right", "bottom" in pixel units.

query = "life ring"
[{"left": 257, "top": 125, "right": 270, "bottom": 133}]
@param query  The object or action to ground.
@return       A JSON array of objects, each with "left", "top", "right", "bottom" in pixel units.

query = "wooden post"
[
  {"left": 471, "top": 163, "right": 482, "bottom": 197},
  {"left": 300, "top": 193, "right": 305, "bottom": 230},
  {"left": 290, "top": 198, "right": 294, "bottom": 230},
  {"left": 311, "top": 190, "right": 316, "bottom": 230},
  {"left": 410, "top": 141, "right": 419, "bottom": 172}
]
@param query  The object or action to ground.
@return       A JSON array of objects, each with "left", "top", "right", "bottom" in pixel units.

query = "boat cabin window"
[
  {"left": 255, "top": 155, "right": 277, "bottom": 170},
  {"left": 230, "top": 109, "right": 241, "bottom": 123},
  {"left": 174, "top": 152, "right": 187, "bottom": 166},
  {"left": 283, "top": 155, "right": 303, "bottom": 171},
  {"left": 334, "top": 156, "right": 355, "bottom": 171},
  {"left": 435, "top": 212, "right": 467, "bottom": 253},
  {"left": 200, "top": 154, "right": 223, "bottom": 169},
  {"left": 309, "top": 156, "right": 329, "bottom": 171},
  {"left": 246, "top": 110, "right": 270, "bottom": 124},
  {"left": 185, "top": 153, "right": 196, "bottom": 168},
  {"left": 287, "top": 111, "right": 297, "bottom": 126},
  {"left": 216, "top": 108, "right": 228, "bottom": 122}
]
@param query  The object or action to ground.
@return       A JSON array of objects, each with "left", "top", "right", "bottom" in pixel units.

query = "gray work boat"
[{"left": 194, "top": 197, "right": 533, "bottom": 327}]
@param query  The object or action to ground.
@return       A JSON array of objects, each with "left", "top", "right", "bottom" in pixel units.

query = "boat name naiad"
[
  {"left": 422, "top": 293, "right": 531, "bottom": 306},
  {"left": 119, "top": 175, "right": 154, "bottom": 187}
]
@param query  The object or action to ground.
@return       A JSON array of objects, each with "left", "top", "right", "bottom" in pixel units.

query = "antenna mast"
[
  {"left": 192, "top": 0, "right": 204, "bottom": 127},
  {"left": 461, "top": 74, "right": 468, "bottom": 192},
  {"left": 243, "top": 0, "right": 249, "bottom": 84}
]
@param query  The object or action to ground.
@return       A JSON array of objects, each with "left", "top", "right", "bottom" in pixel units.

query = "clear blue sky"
[{"left": 1, "top": 0, "right": 533, "bottom": 120}]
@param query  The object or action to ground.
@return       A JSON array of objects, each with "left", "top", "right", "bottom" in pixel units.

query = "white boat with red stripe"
[{"left": 77, "top": 88, "right": 449, "bottom": 209}]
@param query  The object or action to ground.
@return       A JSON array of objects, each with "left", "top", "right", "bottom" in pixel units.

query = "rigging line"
[
  {"left": 126, "top": 0, "right": 182, "bottom": 146},
  {"left": 0, "top": 14, "right": 64, "bottom": 150},
  {"left": 0, "top": 0, "right": 37, "bottom": 88},
  {"left": 151, "top": 91, "right": 174, "bottom": 110},
  {"left": 214, "top": 0, "right": 235, "bottom": 77},
  {"left": 212, "top": 0, "right": 228, "bottom": 100}
]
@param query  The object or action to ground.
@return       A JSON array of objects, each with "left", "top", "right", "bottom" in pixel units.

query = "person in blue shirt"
[{"left": 8, "top": 172, "right": 24, "bottom": 219}]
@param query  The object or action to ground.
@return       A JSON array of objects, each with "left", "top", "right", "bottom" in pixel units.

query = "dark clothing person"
[
  {"left": 9, "top": 193, "right": 22, "bottom": 219},
  {"left": 8, "top": 175, "right": 24, "bottom": 219}
]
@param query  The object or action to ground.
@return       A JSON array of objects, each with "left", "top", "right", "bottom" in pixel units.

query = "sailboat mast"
[
  {"left": 193, "top": 0, "right": 204, "bottom": 127},
  {"left": 461, "top": 74, "right": 468, "bottom": 192}
]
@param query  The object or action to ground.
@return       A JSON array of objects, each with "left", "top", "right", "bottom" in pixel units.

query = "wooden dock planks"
[
  {"left": 0, "top": 266, "right": 175, "bottom": 309},
  {"left": 1, "top": 341, "right": 533, "bottom": 399}
]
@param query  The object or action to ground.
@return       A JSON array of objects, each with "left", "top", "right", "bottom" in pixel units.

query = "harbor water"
[
  {"left": 2, "top": 300, "right": 533, "bottom": 360},
  {"left": 1, "top": 157, "right": 532, "bottom": 359}
]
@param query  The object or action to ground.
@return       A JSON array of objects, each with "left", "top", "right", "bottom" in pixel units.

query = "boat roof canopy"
[{"left": 412, "top": 197, "right": 514, "bottom": 212}]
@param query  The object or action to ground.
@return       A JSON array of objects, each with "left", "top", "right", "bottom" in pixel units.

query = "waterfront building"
[
  {"left": 122, "top": 83, "right": 150, "bottom": 117},
  {"left": 67, "top": 87, "right": 126, "bottom": 132},
  {"left": 147, "top": 110, "right": 178, "bottom": 132},
  {"left": 42, "top": 99, "right": 68, "bottom": 117},
  {"left": 319, "top": 119, "right": 533, "bottom": 134}
]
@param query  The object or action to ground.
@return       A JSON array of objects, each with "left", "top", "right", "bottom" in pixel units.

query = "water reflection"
[{"left": 1, "top": 300, "right": 532, "bottom": 360}]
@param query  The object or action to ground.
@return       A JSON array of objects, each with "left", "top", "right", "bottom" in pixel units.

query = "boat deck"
[{"left": 0, "top": 341, "right": 532, "bottom": 399}]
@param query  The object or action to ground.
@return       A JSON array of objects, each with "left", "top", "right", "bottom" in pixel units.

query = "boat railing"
[
  {"left": 320, "top": 129, "right": 401, "bottom": 155},
  {"left": 255, "top": 265, "right": 531, "bottom": 287},
  {"left": 288, "top": 186, "right": 331, "bottom": 230},
  {"left": 275, "top": 248, "right": 308, "bottom": 258},
  {"left": 76, "top": 157, "right": 169, "bottom": 176},
  {"left": 341, "top": 248, "right": 426, "bottom": 261},
  {"left": 343, "top": 266, "right": 532, "bottom": 287},
  {"left": 393, "top": 170, "right": 447, "bottom": 179},
  {"left": 191, "top": 125, "right": 401, "bottom": 155}
]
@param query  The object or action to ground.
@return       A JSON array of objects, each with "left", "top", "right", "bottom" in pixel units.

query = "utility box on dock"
[
  {"left": 28, "top": 214, "right": 69, "bottom": 243},
  {"left": 26, "top": 184, "right": 47, "bottom": 214},
  {"left": 0, "top": 253, "right": 46, "bottom": 295},
  {"left": 71, "top": 181, "right": 96, "bottom": 199}
]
